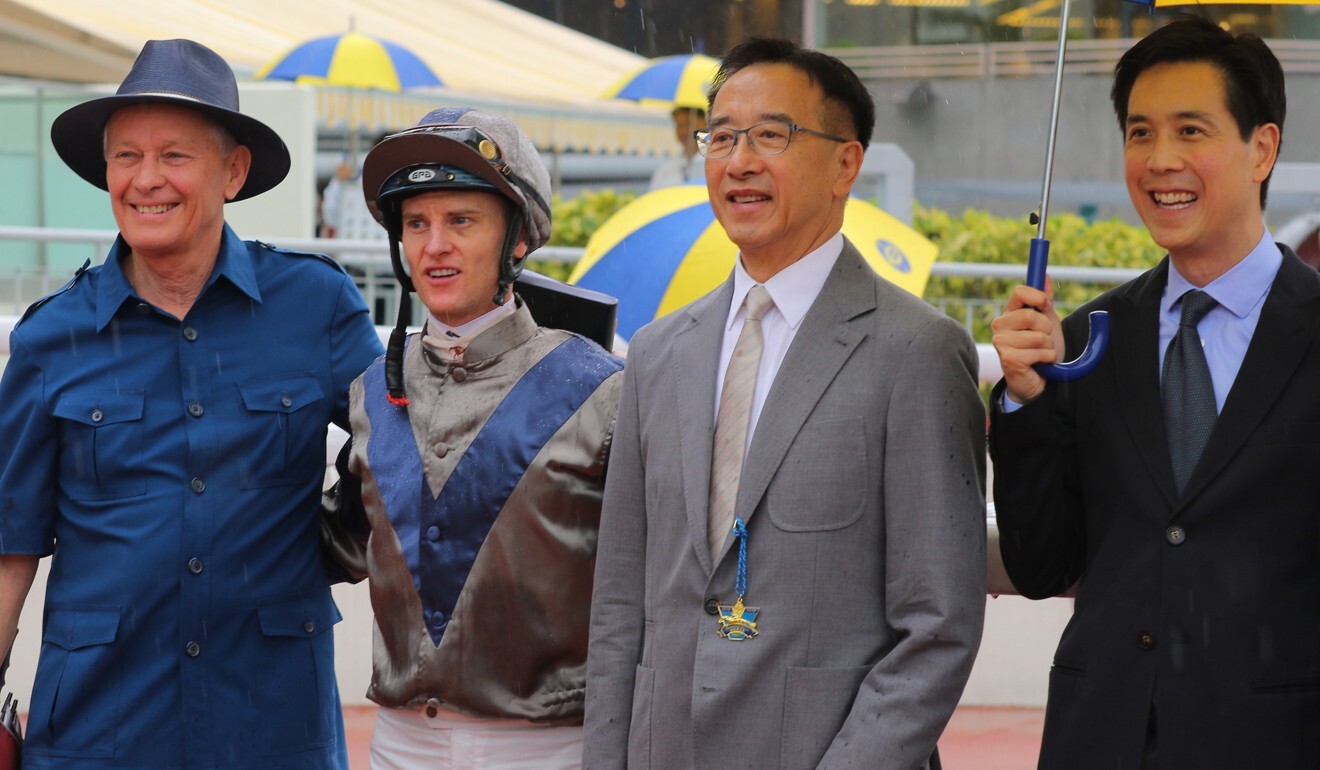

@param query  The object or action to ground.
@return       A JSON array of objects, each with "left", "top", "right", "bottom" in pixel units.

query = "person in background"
[
  {"left": 322, "top": 107, "right": 623, "bottom": 770},
  {"left": 649, "top": 103, "right": 707, "bottom": 190},
  {"left": 0, "top": 38, "right": 381, "bottom": 769},
  {"left": 584, "top": 38, "right": 985, "bottom": 770},
  {"left": 989, "top": 15, "right": 1318, "bottom": 768}
]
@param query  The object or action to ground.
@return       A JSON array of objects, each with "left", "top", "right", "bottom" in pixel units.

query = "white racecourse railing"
[{"left": 0, "top": 225, "right": 1144, "bottom": 384}]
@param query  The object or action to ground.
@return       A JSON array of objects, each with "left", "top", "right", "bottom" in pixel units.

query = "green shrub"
[
  {"left": 545, "top": 189, "right": 638, "bottom": 248},
  {"left": 528, "top": 189, "right": 639, "bottom": 282},
  {"left": 917, "top": 203, "right": 1163, "bottom": 341}
]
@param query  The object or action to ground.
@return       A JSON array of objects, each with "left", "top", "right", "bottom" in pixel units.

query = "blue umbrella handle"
[{"left": 1026, "top": 237, "right": 1109, "bottom": 382}]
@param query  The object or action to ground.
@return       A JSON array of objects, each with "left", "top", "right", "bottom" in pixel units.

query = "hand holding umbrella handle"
[{"left": 1026, "top": 237, "right": 1110, "bottom": 382}]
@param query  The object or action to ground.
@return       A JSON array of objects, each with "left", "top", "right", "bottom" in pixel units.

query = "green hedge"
[{"left": 917, "top": 204, "right": 1163, "bottom": 340}]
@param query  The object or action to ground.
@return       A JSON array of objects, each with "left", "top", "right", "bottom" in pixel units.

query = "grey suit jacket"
[{"left": 584, "top": 242, "right": 987, "bottom": 770}]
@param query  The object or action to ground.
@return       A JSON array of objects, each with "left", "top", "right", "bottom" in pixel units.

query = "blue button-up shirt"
[{"left": 0, "top": 225, "right": 382, "bottom": 769}]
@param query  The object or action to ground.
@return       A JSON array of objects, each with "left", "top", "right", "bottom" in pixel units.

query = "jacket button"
[
  {"left": 187, "top": 557, "right": 203, "bottom": 574},
  {"left": 191, "top": 477, "right": 206, "bottom": 494},
  {"left": 451, "top": 366, "right": 468, "bottom": 383},
  {"left": 1165, "top": 526, "right": 1186, "bottom": 546},
  {"left": 280, "top": 395, "right": 293, "bottom": 408},
  {"left": 703, "top": 597, "right": 720, "bottom": 616},
  {"left": 426, "top": 525, "right": 442, "bottom": 542},
  {"left": 1137, "top": 631, "right": 1156, "bottom": 650},
  {"left": 188, "top": 402, "right": 205, "bottom": 418},
  {"left": 90, "top": 408, "right": 104, "bottom": 423},
  {"left": 185, "top": 641, "right": 201, "bottom": 657},
  {"left": 182, "top": 326, "right": 198, "bottom": 341},
  {"left": 304, "top": 620, "right": 316, "bottom": 634}
]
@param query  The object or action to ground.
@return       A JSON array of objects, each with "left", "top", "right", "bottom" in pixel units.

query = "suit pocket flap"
[
  {"left": 258, "top": 592, "right": 342, "bottom": 638},
  {"left": 43, "top": 605, "right": 121, "bottom": 650},
  {"left": 53, "top": 393, "right": 144, "bottom": 427},
  {"left": 239, "top": 376, "right": 324, "bottom": 414}
]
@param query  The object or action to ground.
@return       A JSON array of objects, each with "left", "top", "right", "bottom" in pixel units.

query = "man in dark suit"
[
  {"left": 990, "top": 15, "right": 1319, "bottom": 769},
  {"left": 584, "top": 38, "right": 986, "bottom": 769}
]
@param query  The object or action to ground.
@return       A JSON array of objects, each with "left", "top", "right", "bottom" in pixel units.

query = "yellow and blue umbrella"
[
  {"left": 568, "top": 185, "right": 938, "bottom": 341},
  {"left": 256, "top": 31, "right": 442, "bottom": 92},
  {"left": 602, "top": 54, "right": 719, "bottom": 110}
]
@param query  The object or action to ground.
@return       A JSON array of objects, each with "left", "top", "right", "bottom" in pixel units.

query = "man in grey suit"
[{"left": 584, "top": 38, "right": 986, "bottom": 770}]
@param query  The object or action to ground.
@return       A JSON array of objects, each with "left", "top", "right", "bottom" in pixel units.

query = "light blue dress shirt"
[{"left": 1159, "top": 230, "right": 1280, "bottom": 412}]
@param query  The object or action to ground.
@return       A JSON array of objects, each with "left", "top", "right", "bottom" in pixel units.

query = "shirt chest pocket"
[
  {"left": 53, "top": 393, "right": 146, "bottom": 501},
  {"left": 236, "top": 375, "right": 327, "bottom": 489}
]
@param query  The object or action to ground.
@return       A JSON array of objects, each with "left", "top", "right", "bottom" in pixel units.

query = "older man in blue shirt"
[{"left": 0, "top": 39, "right": 381, "bottom": 768}]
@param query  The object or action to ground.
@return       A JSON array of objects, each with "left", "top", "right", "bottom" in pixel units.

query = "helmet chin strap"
[
  {"left": 493, "top": 209, "right": 527, "bottom": 306},
  {"left": 385, "top": 229, "right": 412, "bottom": 407}
]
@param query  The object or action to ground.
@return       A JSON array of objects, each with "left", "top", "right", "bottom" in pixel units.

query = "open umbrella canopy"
[
  {"left": 568, "top": 185, "right": 938, "bottom": 341},
  {"left": 256, "top": 31, "right": 442, "bottom": 91},
  {"left": 602, "top": 53, "right": 719, "bottom": 110}
]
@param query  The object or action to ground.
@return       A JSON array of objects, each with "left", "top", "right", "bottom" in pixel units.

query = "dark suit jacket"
[
  {"left": 990, "top": 247, "right": 1320, "bottom": 769},
  {"left": 585, "top": 242, "right": 987, "bottom": 769}
]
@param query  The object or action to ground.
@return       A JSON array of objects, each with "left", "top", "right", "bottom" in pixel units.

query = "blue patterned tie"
[{"left": 1162, "top": 290, "right": 1219, "bottom": 495}]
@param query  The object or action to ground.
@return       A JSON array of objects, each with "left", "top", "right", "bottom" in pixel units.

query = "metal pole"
[
  {"left": 1036, "top": 0, "right": 1072, "bottom": 240},
  {"left": 802, "top": 0, "right": 818, "bottom": 49}
]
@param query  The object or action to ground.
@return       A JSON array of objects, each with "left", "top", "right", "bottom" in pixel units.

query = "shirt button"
[
  {"left": 280, "top": 395, "right": 293, "bottom": 408},
  {"left": 425, "top": 705, "right": 438, "bottom": 718},
  {"left": 434, "top": 442, "right": 450, "bottom": 458},
  {"left": 185, "top": 641, "right": 201, "bottom": 657},
  {"left": 1137, "top": 631, "right": 1156, "bottom": 650},
  {"left": 450, "top": 366, "right": 468, "bottom": 383},
  {"left": 182, "top": 326, "right": 199, "bottom": 341},
  {"left": 191, "top": 477, "right": 206, "bottom": 494},
  {"left": 187, "top": 402, "right": 205, "bottom": 418},
  {"left": 135, "top": 302, "right": 151, "bottom": 314},
  {"left": 303, "top": 620, "right": 316, "bottom": 634},
  {"left": 90, "top": 408, "right": 104, "bottom": 423},
  {"left": 703, "top": 597, "right": 720, "bottom": 616},
  {"left": 1165, "top": 526, "right": 1186, "bottom": 546},
  {"left": 187, "top": 557, "right": 204, "bottom": 574},
  {"left": 426, "top": 525, "right": 441, "bottom": 542}
]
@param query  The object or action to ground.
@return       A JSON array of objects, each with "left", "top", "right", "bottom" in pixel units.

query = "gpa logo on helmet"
[
  {"left": 408, "top": 168, "right": 436, "bottom": 183},
  {"left": 876, "top": 239, "right": 911, "bottom": 273}
]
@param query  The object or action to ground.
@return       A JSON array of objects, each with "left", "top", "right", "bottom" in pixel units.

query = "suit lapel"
[
  {"left": 1113, "top": 260, "right": 1179, "bottom": 508},
  {"left": 1179, "top": 249, "right": 1320, "bottom": 507},
  {"left": 673, "top": 280, "right": 732, "bottom": 574},
  {"left": 733, "top": 243, "right": 875, "bottom": 531}
]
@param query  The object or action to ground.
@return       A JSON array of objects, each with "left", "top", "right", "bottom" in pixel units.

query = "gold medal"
[{"left": 716, "top": 596, "right": 759, "bottom": 641}]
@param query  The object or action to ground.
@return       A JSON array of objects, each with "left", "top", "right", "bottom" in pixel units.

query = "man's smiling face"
[
  {"left": 1123, "top": 60, "right": 1278, "bottom": 271},
  {"left": 704, "top": 62, "right": 856, "bottom": 279}
]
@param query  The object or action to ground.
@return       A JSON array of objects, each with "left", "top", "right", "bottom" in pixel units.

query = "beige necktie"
[{"left": 708, "top": 284, "right": 774, "bottom": 561}]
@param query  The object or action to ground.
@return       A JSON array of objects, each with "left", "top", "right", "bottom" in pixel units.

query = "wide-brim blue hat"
[{"left": 50, "top": 39, "right": 290, "bottom": 202}]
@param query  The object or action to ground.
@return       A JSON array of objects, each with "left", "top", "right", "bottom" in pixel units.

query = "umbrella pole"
[
  {"left": 1035, "top": 0, "right": 1072, "bottom": 243},
  {"left": 1025, "top": 0, "right": 1111, "bottom": 383}
]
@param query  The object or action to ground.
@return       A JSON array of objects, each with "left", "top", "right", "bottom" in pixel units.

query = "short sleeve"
[{"left": 0, "top": 331, "right": 58, "bottom": 554}]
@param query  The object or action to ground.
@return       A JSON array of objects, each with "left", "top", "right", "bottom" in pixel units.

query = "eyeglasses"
[{"left": 694, "top": 121, "right": 850, "bottom": 159}]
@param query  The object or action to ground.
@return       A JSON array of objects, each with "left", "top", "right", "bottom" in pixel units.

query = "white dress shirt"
[{"left": 714, "top": 231, "right": 844, "bottom": 452}]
